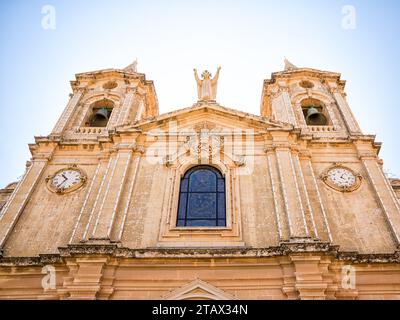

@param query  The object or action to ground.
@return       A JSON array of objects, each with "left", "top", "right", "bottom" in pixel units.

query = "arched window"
[{"left": 177, "top": 166, "right": 226, "bottom": 227}]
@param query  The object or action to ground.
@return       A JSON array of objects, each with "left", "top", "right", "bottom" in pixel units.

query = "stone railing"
[
  {"left": 308, "top": 126, "right": 335, "bottom": 133},
  {"left": 75, "top": 127, "right": 106, "bottom": 134}
]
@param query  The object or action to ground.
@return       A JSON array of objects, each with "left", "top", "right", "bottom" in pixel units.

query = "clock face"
[
  {"left": 47, "top": 168, "right": 86, "bottom": 194},
  {"left": 328, "top": 168, "right": 356, "bottom": 188},
  {"left": 321, "top": 165, "right": 362, "bottom": 192}
]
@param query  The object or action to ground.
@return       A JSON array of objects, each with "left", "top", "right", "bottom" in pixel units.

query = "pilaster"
[
  {"left": 90, "top": 145, "right": 135, "bottom": 241},
  {"left": 290, "top": 254, "right": 328, "bottom": 300},
  {"left": 0, "top": 158, "right": 49, "bottom": 250},
  {"left": 115, "top": 87, "right": 136, "bottom": 126},
  {"left": 51, "top": 89, "right": 84, "bottom": 136},
  {"left": 270, "top": 132, "right": 309, "bottom": 239},
  {"left": 358, "top": 148, "right": 400, "bottom": 247},
  {"left": 271, "top": 85, "right": 297, "bottom": 125},
  {"left": 300, "top": 151, "right": 333, "bottom": 243},
  {"left": 329, "top": 86, "right": 361, "bottom": 134},
  {"left": 63, "top": 257, "right": 109, "bottom": 300}
]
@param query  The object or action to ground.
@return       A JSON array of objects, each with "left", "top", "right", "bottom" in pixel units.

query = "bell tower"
[
  {"left": 260, "top": 59, "right": 362, "bottom": 138},
  {"left": 50, "top": 61, "right": 159, "bottom": 140}
]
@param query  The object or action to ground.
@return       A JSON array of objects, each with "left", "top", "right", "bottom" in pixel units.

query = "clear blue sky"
[{"left": 0, "top": 0, "right": 399, "bottom": 187}]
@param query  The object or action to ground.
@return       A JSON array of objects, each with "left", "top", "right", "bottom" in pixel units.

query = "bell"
[
  {"left": 306, "top": 107, "right": 327, "bottom": 126},
  {"left": 91, "top": 108, "right": 109, "bottom": 127}
]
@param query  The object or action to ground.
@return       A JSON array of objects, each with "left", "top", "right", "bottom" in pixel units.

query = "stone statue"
[{"left": 194, "top": 67, "right": 221, "bottom": 101}]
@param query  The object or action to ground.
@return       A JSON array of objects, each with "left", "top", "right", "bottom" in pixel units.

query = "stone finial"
[
  {"left": 124, "top": 58, "right": 138, "bottom": 73},
  {"left": 284, "top": 58, "right": 298, "bottom": 71}
]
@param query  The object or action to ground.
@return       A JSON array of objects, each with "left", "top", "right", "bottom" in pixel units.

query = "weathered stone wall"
[
  {"left": 2, "top": 163, "right": 99, "bottom": 256},
  {"left": 1, "top": 249, "right": 399, "bottom": 300},
  {"left": 1, "top": 66, "right": 399, "bottom": 300},
  {"left": 1, "top": 135, "right": 397, "bottom": 257}
]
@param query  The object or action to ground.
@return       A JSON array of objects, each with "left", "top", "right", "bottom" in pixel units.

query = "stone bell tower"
[
  {"left": 0, "top": 61, "right": 159, "bottom": 252},
  {"left": 51, "top": 60, "right": 159, "bottom": 140},
  {"left": 260, "top": 59, "right": 362, "bottom": 138}
]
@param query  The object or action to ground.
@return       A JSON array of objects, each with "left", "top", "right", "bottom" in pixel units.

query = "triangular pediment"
[
  {"left": 117, "top": 102, "right": 292, "bottom": 133},
  {"left": 161, "top": 279, "right": 237, "bottom": 300}
]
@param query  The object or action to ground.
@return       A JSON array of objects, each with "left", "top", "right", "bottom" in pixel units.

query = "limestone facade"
[{"left": 0, "top": 64, "right": 399, "bottom": 300}]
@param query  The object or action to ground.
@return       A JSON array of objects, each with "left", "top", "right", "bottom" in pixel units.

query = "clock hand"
[
  {"left": 58, "top": 178, "right": 68, "bottom": 188},
  {"left": 57, "top": 175, "right": 68, "bottom": 188}
]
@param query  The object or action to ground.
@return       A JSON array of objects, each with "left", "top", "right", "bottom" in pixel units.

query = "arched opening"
[
  {"left": 177, "top": 166, "right": 226, "bottom": 227},
  {"left": 86, "top": 99, "right": 114, "bottom": 127},
  {"left": 301, "top": 98, "right": 329, "bottom": 126}
]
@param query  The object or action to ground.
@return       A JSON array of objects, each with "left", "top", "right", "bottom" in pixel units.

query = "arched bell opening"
[
  {"left": 301, "top": 98, "right": 329, "bottom": 126},
  {"left": 85, "top": 99, "right": 114, "bottom": 127}
]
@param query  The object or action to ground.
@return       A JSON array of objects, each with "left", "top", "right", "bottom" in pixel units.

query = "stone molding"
[{"left": 1, "top": 243, "right": 399, "bottom": 266}]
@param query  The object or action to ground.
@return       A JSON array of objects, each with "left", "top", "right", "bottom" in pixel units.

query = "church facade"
[{"left": 0, "top": 61, "right": 399, "bottom": 300}]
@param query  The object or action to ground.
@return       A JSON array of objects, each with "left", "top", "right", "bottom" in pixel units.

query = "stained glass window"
[{"left": 177, "top": 166, "right": 226, "bottom": 227}]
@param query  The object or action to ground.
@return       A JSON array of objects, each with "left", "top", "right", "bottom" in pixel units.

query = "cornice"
[
  {"left": 1, "top": 243, "right": 399, "bottom": 266},
  {"left": 265, "top": 68, "right": 343, "bottom": 84}
]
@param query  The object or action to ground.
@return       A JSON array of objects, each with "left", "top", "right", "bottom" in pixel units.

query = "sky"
[{"left": 0, "top": 0, "right": 399, "bottom": 187}]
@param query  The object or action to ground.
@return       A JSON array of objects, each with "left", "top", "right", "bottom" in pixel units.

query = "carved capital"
[
  {"left": 329, "top": 87, "right": 342, "bottom": 95},
  {"left": 125, "top": 86, "right": 138, "bottom": 94},
  {"left": 233, "top": 155, "right": 245, "bottom": 167},
  {"left": 278, "top": 85, "right": 289, "bottom": 93},
  {"left": 358, "top": 151, "right": 377, "bottom": 160},
  {"left": 298, "top": 149, "right": 312, "bottom": 159},
  {"left": 264, "top": 146, "right": 275, "bottom": 154}
]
